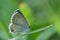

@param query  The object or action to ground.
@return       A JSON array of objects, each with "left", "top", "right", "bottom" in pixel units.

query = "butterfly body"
[{"left": 9, "top": 9, "right": 30, "bottom": 34}]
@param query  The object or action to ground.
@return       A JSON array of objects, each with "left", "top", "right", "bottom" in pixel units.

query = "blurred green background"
[{"left": 0, "top": 0, "right": 60, "bottom": 40}]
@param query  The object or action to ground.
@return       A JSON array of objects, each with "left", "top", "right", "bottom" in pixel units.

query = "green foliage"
[{"left": 0, "top": 0, "right": 60, "bottom": 40}]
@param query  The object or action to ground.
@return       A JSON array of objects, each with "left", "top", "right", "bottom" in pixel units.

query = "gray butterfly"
[{"left": 9, "top": 9, "right": 30, "bottom": 34}]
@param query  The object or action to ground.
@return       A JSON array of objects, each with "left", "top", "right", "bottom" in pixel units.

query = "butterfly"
[{"left": 9, "top": 9, "right": 30, "bottom": 34}]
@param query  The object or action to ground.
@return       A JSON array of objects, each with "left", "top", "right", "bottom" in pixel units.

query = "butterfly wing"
[{"left": 9, "top": 9, "right": 30, "bottom": 34}]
